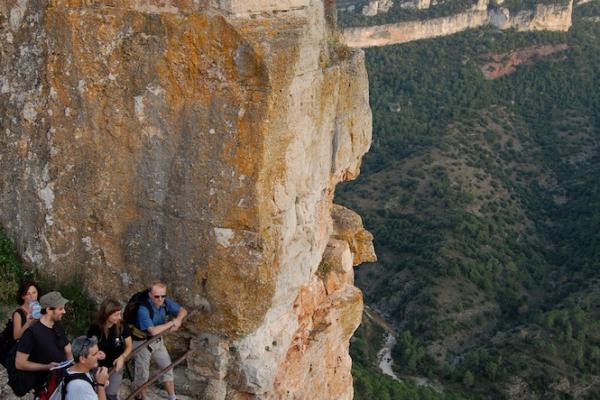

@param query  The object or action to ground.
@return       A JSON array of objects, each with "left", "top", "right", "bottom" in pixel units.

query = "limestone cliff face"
[
  {"left": 343, "top": 7, "right": 489, "bottom": 47},
  {"left": 489, "top": 0, "right": 573, "bottom": 31},
  {"left": 362, "top": 0, "right": 394, "bottom": 16},
  {"left": 0, "top": 1, "right": 373, "bottom": 399},
  {"left": 343, "top": 0, "right": 573, "bottom": 47}
]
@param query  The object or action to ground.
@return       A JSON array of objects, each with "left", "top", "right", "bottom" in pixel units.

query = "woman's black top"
[{"left": 87, "top": 323, "right": 131, "bottom": 368}]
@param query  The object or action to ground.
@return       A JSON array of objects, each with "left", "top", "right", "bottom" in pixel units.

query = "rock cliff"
[
  {"left": 343, "top": 6, "right": 489, "bottom": 47},
  {"left": 0, "top": 1, "right": 373, "bottom": 399},
  {"left": 489, "top": 0, "right": 573, "bottom": 31},
  {"left": 343, "top": 0, "right": 573, "bottom": 47},
  {"left": 362, "top": 0, "right": 394, "bottom": 16}
]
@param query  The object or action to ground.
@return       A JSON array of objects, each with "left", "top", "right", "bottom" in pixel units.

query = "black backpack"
[
  {"left": 4, "top": 311, "right": 38, "bottom": 397},
  {"left": 123, "top": 289, "right": 154, "bottom": 340},
  {"left": 59, "top": 370, "right": 95, "bottom": 399},
  {"left": 6, "top": 343, "right": 36, "bottom": 396},
  {"left": 0, "top": 308, "right": 27, "bottom": 367}
]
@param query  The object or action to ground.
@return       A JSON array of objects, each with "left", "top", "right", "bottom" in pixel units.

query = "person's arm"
[
  {"left": 171, "top": 306, "right": 188, "bottom": 331},
  {"left": 140, "top": 305, "right": 174, "bottom": 337},
  {"left": 12, "top": 310, "right": 34, "bottom": 340},
  {"left": 64, "top": 343, "right": 73, "bottom": 361},
  {"left": 97, "top": 385, "right": 107, "bottom": 400},
  {"left": 146, "top": 319, "right": 175, "bottom": 336},
  {"left": 15, "top": 351, "right": 57, "bottom": 371},
  {"left": 95, "top": 366, "right": 109, "bottom": 400},
  {"left": 114, "top": 336, "right": 132, "bottom": 371}
]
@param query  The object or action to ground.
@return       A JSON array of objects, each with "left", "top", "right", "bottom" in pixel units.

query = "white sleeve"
[{"left": 65, "top": 379, "right": 99, "bottom": 400}]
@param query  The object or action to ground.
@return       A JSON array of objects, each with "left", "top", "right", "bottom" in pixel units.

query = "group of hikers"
[{"left": 1, "top": 280, "right": 188, "bottom": 400}]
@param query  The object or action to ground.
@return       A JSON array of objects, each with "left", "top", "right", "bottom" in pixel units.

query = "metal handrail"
[
  {"left": 125, "top": 329, "right": 170, "bottom": 362},
  {"left": 125, "top": 310, "right": 195, "bottom": 362},
  {"left": 108, "top": 322, "right": 178, "bottom": 378},
  {"left": 120, "top": 311, "right": 195, "bottom": 398},
  {"left": 124, "top": 351, "right": 189, "bottom": 400}
]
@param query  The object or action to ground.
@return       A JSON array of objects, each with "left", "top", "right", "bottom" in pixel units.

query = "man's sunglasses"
[
  {"left": 153, "top": 295, "right": 167, "bottom": 299},
  {"left": 77, "top": 336, "right": 98, "bottom": 357}
]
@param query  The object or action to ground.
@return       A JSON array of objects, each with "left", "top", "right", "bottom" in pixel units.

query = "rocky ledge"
[{"left": 343, "top": 0, "right": 574, "bottom": 47}]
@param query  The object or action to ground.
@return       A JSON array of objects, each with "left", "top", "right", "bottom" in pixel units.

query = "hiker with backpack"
[
  {"left": 0, "top": 281, "right": 41, "bottom": 368},
  {"left": 128, "top": 281, "right": 187, "bottom": 400},
  {"left": 14, "top": 291, "right": 73, "bottom": 397},
  {"left": 87, "top": 299, "right": 132, "bottom": 400},
  {"left": 63, "top": 335, "right": 109, "bottom": 400}
]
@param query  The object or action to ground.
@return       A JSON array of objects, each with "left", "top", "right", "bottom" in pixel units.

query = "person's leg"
[
  {"left": 132, "top": 340, "right": 152, "bottom": 399},
  {"left": 151, "top": 339, "right": 175, "bottom": 397},
  {"left": 105, "top": 368, "right": 124, "bottom": 400},
  {"left": 163, "top": 380, "right": 175, "bottom": 397}
]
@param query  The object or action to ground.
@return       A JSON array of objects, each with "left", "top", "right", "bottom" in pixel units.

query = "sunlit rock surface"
[
  {"left": 343, "top": 0, "right": 573, "bottom": 47},
  {"left": 489, "top": 0, "right": 573, "bottom": 31},
  {"left": 0, "top": 1, "right": 373, "bottom": 398},
  {"left": 343, "top": 5, "right": 489, "bottom": 47}
]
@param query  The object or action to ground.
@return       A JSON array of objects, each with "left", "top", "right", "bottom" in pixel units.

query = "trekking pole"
[{"left": 124, "top": 351, "right": 189, "bottom": 400}]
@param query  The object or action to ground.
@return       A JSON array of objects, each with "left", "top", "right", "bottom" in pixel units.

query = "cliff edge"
[
  {"left": 343, "top": 0, "right": 573, "bottom": 47},
  {"left": 0, "top": 1, "right": 374, "bottom": 398}
]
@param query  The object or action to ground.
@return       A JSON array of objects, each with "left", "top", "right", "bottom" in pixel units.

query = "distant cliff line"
[{"left": 343, "top": 0, "right": 573, "bottom": 47}]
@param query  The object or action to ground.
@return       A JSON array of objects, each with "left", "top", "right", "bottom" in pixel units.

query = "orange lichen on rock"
[{"left": 1, "top": 1, "right": 372, "bottom": 398}]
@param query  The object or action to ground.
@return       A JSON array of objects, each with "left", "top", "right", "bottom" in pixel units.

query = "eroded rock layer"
[
  {"left": 343, "top": 7, "right": 489, "bottom": 47},
  {"left": 489, "top": 0, "right": 573, "bottom": 31},
  {"left": 0, "top": 1, "right": 373, "bottom": 398},
  {"left": 343, "top": 0, "right": 573, "bottom": 47}
]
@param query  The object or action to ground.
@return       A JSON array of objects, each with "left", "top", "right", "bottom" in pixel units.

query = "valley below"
[{"left": 341, "top": 0, "right": 600, "bottom": 398}]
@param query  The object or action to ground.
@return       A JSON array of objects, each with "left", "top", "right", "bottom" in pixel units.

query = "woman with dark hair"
[
  {"left": 13, "top": 281, "right": 41, "bottom": 340},
  {"left": 87, "top": 299, "right": 132, "bottom": 400}
]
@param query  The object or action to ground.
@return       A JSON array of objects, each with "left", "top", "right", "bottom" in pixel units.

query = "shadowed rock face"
[{"left": 1, "top": 1, "right": 372, "bottom": 398}]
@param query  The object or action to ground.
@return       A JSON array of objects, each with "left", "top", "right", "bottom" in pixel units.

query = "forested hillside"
[{"left": 340, "top": 3, "right": 600, "bottom": 398}]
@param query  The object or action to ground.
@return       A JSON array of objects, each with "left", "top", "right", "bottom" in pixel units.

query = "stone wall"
[{"left": 0, "top": 1, "right": 373, "bottom": 398}]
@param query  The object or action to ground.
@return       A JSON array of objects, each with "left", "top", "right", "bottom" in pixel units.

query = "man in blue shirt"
[{"left": 133, "top": 281, "right": 187, "bottom": 400}]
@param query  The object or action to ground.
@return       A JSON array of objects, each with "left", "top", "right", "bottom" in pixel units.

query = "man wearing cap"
[
  {"left": 64, "top": 336, "right": 109, "bottom": 400},
  {"left": 16, "top": 291, "right": 73, "bottom": 394}
]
